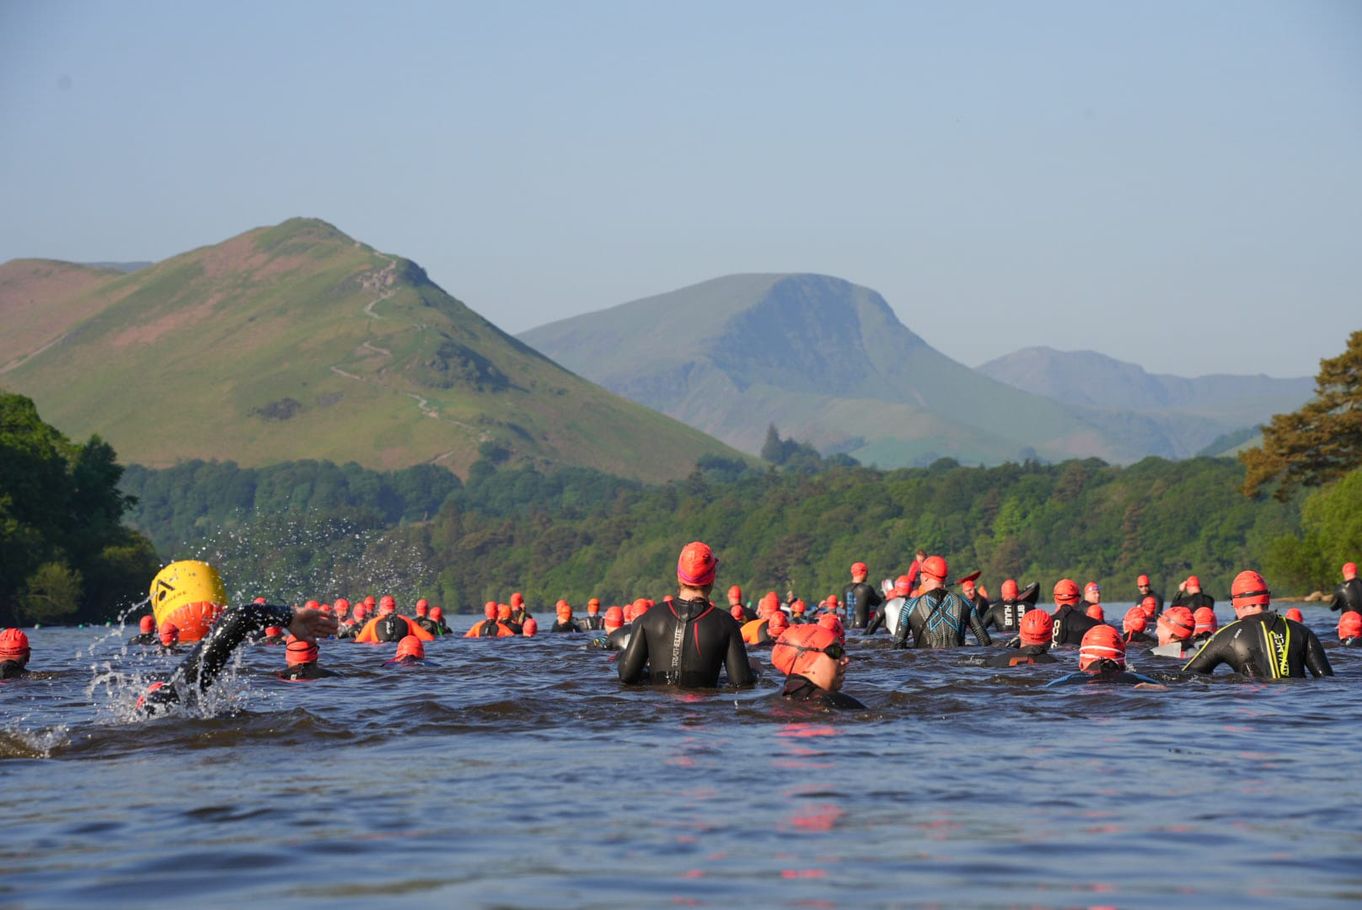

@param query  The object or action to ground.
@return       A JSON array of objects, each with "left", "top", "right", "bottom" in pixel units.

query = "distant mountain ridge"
[
  {"left": 0, "top": 219, "right": 746, "bottom": 481},
  {"left": 522, "top": 275, "right": 1311, "bottom": 466}
]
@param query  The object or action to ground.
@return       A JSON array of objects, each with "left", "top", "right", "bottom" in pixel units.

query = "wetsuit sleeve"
[
  {"left": 179, "top": 602, "right": 294, "bottom": 692},
  {"left": 867, "top": 587, "right": 883, "bottom": 610},
  {"left": 1180, "top": 628, "right": 1228, "bottom": 675},
  {"left": 968, "top": 603, "right": 992, "bottom": 646},
  {"left": 724, "top": 626, "right": 755, "bottom": 687},
  {"left": 1305, "top": 630, "right": 1335, "bottom": 677},
  {"left": 891, "top": 601, "right": 912, "bottom": 648},
  {"left": 617, "top": 619, "right": 650, "bottom": 684},
  {"left": 1329, "top": 585, "right": 1346, "bottom": 612},
  {"left": 865, "top": 608, "right": 883, "bottom": 635}
]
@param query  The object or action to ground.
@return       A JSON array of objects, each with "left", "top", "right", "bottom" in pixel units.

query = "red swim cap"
[
  {"left": 484, "top": 601, "right": 497, "bottom": 619},
  {"left": 893, "top": 575, "right": 913, "bottom": 597},
  {"left": 304, "top": 600, "right": 320, "bottom": 611},
  {"left": 771, "top": 624, "right": 840, "bottom": 679},
  {"left": 727, "top": 585, "right": 742, "bottom": 603},
  {"left": 0, "top": 628, "right": 30, "bottom": 664},
  {"left": 623, "top": 604, "right": 640, "bottom": 623},
  {"left": 379, "top": 595, "right": 396, "bottom": 614},
  {"left": 1284, "top": 607, "right": 1303, "bottom": 623},
  {"left": 767, "top": 611, "right": 789, "bottom": 635},
  {"left": 1085, "top": 604, "right": 1105, "bottom": 622},
  {"left": 1137, "top": 574, "right": 1150, "bottom": 586},
  {"left": 677, "top": 541, "right": 718, "bottom": 587},
  {"left": 511, "top": 592, "right": 524, "bottom": 607},
  {"left": 1019, "top": 609, "right": 1053, "bottom": 647},
  {"left": 415, "top": 601, "right": 429, "bottom": 616},
  {"left": 1053, "top": 579, "right": 1080, "bottom": 605},
  {"left": 1193, "top": 607, "right": 1218, "bottom": 636},
  {"left": 817, "top": 612, "right": 846, "bottom": 645},
  {"left": 160, "top": 622, "right": 179, "bottom": 646},
  {"left": 253, "top": 596, "right": 267, "bottom": 605},
  {"left": 364, "top": 595, "right": 376, "bottom": 606},
  {"left": 1339, "top": 612, "right": 1362, "bottom": 640},
  {"left": 286, "top": 635, "right": 318, "bottom": 666},
  {"left": 138, "top": 615, "right": 156, "bottom": 634},
  {"left": 1158, "top": 607, "right": 1195, "bottom": 642},
  {"left": 1344, "top": 563, "right": 1358, "bottom": 579},
  {"left": 730, "top": 605, "right": 746, "bottom": 622},
  {"left": 353, "top": 604, "right": 368, "bottom": 620},
  {"left": 1122, "top": 607, "right": 1147, "bottom": 635},
  {"left": 497, "top": 604, "right": 512, "bottom": 621},
  {"left": 430, "top": 606, "right": 443, "bottom": 621},
  {"left": 264, "top": 626, "right": 282, "bottom": 638},
  {"left": 1230, "top": 570, "right": 1270, "bottom": 609},
  {"left": 960, "top": 578, "right": 976, "bottom": 592},
  {"left": 1140, "top": 595, "right": 1159, "bottom": 619},
  {"left": 522, "top": 617, "right": 538, "bottom": 636},
  {"left": 334, "top": 598, "right": 350, "bottom": 615},
  {"left": 588, "top": 598, "right": 601, "bottom": 614},
  {"left": 851, "top": 562, "right": 868, "bottom": 577},
  {"left": 791, "top": 600, "right": 806, "bottom": 615},
  {"left": 395, "top": 635, "right": 424, "bottom": 660},
  {"left": 920, "top": 556, "right": 948, "bottom": 581},
  {"left": 1079, "top": 624, "right": 1126, "bottom": 671},
  {"left": 605, "top": 606, "right": 624, "bottom": 629},
  {"left": 1000, "top": 579, "right": 1019, "bottom": 602},
  {"left": 556, "top": 601, "right": 572, "bottom": 619},
  {"left": 1185, "top": 575, "right": 1201, "bottom": 590}
]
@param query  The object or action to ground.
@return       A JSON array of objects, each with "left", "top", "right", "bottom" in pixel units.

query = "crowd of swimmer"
[{"left": 2, "top": 548, "right": 1360, "bottom": 713}]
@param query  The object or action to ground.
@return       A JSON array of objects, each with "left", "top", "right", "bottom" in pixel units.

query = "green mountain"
[
  {"left": 980, "top": 346, "right": 1311, "bottom": 457},
  {"left": 0, "top": 218, "right": 746, "bottom": 482},
  {"left": 520, "top": 274, "right": 1178, "bottom": 466}
]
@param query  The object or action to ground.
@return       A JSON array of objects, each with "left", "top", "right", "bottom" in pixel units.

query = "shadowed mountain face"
[
  {"left": 0, "top": 219, "right": 745, "bottom": 482},
  {"left": 522, "top": 274, "right": 1312, "bottom": 466}
]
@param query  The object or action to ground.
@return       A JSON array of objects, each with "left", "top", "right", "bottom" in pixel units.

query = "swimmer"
[
  {"left": 789, "top": 599, "right": 809, "bottom": 624},
  {"left": 1150, "top": 606, "right": 1197, "bottom": 658},
  {"left": 1049, "top": 579, "right": 1101, "bottom": 646},
  {"left": 959, "top": 577, "right": 990, "bottom": 621},
  {"left": 1183, "top": 570, "right": 1333, "bottom": 679},
  {"left": 1085, "top": 603, "right": 1105, "bottom": 622},
  {"left": 159, "top": 622, "right": 180, "bottom": 652},
  {"left": 522, "top": 617, "right": 538, "bottom": 637},
  {"left": 978, "top": 609, "right": 1057, "bottom": 667},
  {"left": 337, "top": 603, "right": 366, "bottom": 639},
  {"left": 385, "top": 635, "right": 427, "bottom": 666},
  {"left": 1045, "top": 625, "right": 1163, "bottom": 688},
  {"left": 412, "top": 600, "right": 440, "bottom": 636},
  {"left": 0, "top": 629, "right": 31, "bottom": 679},
  {"left": 1122, "top": 607, "right": 1154, "bottom": 644},
  {"left": 842, "top": 562, "right": 884, "bottom": 630},
  {"left": 583, "top": 599, "right": 605, "bottom": 631},
  {"left": 588, "top": 606, "right": 632, "bottom": 651},
  {"left": 140, "top": 602, "right": 337, "bottom": 714},
  {"left": 551, "top": 600, "right": 580, "bottom": 633},
  {"left": 1329, "top": 562, "right": 1362, "bottom": 615},
  {"left": 817, "top": 612, "right": 846, "bottom": 645},
  {"left": 749, "top": 609, "right": 790, "bottom": 646},
  {"left": 466, "top": 603, "right": 518, "bottom": 638},
  {"left": 430, "top": 606, "right": 450, "bottom": 635},
  {"left": 1135, "top": 574, "right": 1164, "bottom": 614},
  {"left": 892, "top": 556, "right": 991, "bottom": 649},
  {"left": 870, "top": 575, "right": 913, "bottom": 638},
  {"left": 1138, "top": 594, "right": 1160, "bottom": 622},
  {"left": 1192, "top": 607, "right": 1218, "bottom": 644},
  {"left": 260, "top": 625, "right": 287, "bottom": 645},
  {"left": 1284, "top": 607, "right": 1305, "bottom": 623},
  {"left": 1339, "top": 612, "right": 1362, "bottom": 646},
  {"left": 1171, "top": 575, "right": 1214, "bottom": 612},
  {"left": 618, "top": 541, "right": 754, "bottom": 689},
  {"left": 771, "top": 624, "right": 864, "bottom": 710},
  {"left": 1083, "top": 581, "right": 1102, "bottom": 608},
  {"left": 277, "top": 635, "right": 337, "bottom": 680},
  {"left": 353, "top": 600, "right": 434, "bottom": 643},
  {"left": 508, "top": 592, "right": 530, "bottom": 626},
  {"left": 129, "top": 615, "right": 158, "bottom": 646},
  {"left": 726, "top": 586, "right": 754, "bottom": 622},
  {"left": 978, "top": 579, "right": 1041, "bottom": 634}
]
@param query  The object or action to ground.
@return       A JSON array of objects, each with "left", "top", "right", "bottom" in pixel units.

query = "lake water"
[{"left": 3, "top": 604, "right": 1359, "bottom": 909}]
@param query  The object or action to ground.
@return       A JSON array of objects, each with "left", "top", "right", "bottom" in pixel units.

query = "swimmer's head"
[
  {"left": 791, "top": 600, "right": 807, "bottom": 616},
  {"left": 1084, "top": 582, "right": 1101, "bottom": 603},
  {"left": 286, "top": 635, "right": 318, "bottom": 666},
  {"left": 1157, "top": 607, "right": 1195, "bottom": 645},
  {"left": 604, "top": 606, "right": 624, "bottom": 631},
  {"left": 1339, "top": 612, "right": 1361, "bottom": 641},
  {"left": 587, "top": 598, "right": 601, "bottom": 615},
  {"left": 253, "top": 596, "right": 267, "bottom": 605},
  {"left": 727, "top": 585, "right": 742, "bottom": 605},
  {"left": 767, "top": 610, "right": 790, "bottom": 636},
  {"left": 430, "top": 606, "right": 443, "bottom": 621},
  {"left": 484, "top": 601, "right": 497, "bottom": 620},
  {"left": 817, "top": 612, "right": 845, "bottom": 645},
  {"left": 353, "top": 603, "right": 368, "bottom": 621},
  {"left": 730, "top": 605, "right": 745, "bottom": 622},
  {"left": 379, "top": 595, "right": 396, "bottom": 614},
  {"left": 364, "top": 595, "right": 376, "bottom": 607},
  {"left": 1085, "top": 604, "right": 1105, "bottom": 622},
  {"left": 264, "top": 625, "right": 282, "bottom": 639},
  {"left": 304, "top": 600, "right": 320, "bottom": 611},
  {"left": 1193, "top": 607, "right": 1218, "bottom": 637},
  {"left": 893, "top": 575, "right": 913, "bottom": 597},
  {"left": 1137, "top": 574, "right": 1151, "bottom": 590},
  {"left": 1185, "top": 575, "right": 1202, "bottom": 594},
  {"left": 676, "top": 540, "right": 718, "bottom": 590},
  {"left": 919, "top": 556, "right": 948, "bottom": 586},
  {"left": 771, "top": 625, "right": 847, "bottom": 692},
  {"left": 1140, "top": 595, "right": 1159, "bottom": 620},
  {"left": 1230, "top": 570, "right": 1270, "bottom": 616},
  {"left": 522, "top": 617, "right": 538, "bottom": 637},
  {"left": 851, "top": 561, "right": 868, "bottom": 581},
  {"left": 1343, "top": 563, "right": 1357, "bottom": 581},
  {"left": 0, "top": 628, "right": 31, "bottom": 667},
  {"left": 497, "top": 604, "right": 512, "bottom": 621},
  {"left": 1079, "top": 624, "right": 1125, "bottom": 671},
  {"left": 395, "top": 635, "right": 424, "bottom": 661},
  {"left": 333, "top": 598, "right": 350, "bottom": 616},
  {"left": 1284, "top": 607, "right": 1303, "bottom": 623},
  {"left": 415, "top": 600, "right": 429, "bottom": 617},
  {"left": 159, "top": 622, "right": 180, "bottom": 647},
  {"left": 1000, "top": 579, "right": 1019, "bottom": 602},
  {"left": 138, "top": 615, "right": 155, "bottom": 634},
  {"left": 1052, "top": 578, "right": 1080, "bottom": 606},
  {"left": 556, "top": 600, "right": 572, "bottom": 621},
  {"left": 1019, "top": 609, "right": 1053, "bottom": 647},
  {"left": 1122, "top": 607, "right": 1147, "bottom": 636},
  {"left": 511, "top": 592, "right": 524, "bottom": 607}
]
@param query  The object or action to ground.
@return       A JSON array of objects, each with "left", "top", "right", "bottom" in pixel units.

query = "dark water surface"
[{"left": 3, "top": 606, "right": 1360, "bottom": 909}]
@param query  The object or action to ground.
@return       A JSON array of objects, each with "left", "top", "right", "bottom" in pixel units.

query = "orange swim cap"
[
  {"left": 817, "top": 612, "right": 845, "bottom": 645},
  {"left": 587, "top": 598, "right": 601, "bottom": 614},
  {"left": 677, "top": 541, "right": 718, "bottom": 587},
  {"left": 771, "top": 625, "right": 840, "bottom": 679},
  {"left": 511, "top": 592, "right": 524, "bottom": 607},
  {"left": 730, "top": 605, "right": 746, "bottom": 622},
  {"left": 1083, "top": 582, "right": 1100, "bottom": 601},
  {"left": 1345, "top": 562, "right": 1358, "bottom": 579},
  {"left": 1339, "top": 612, "right": 1362, "bottom": 640},
  {"left": 1085, "top": 604, "right": 1105, "bottom": 621},
  {"left": 1193, "top": 607, "right": 1218, "bottom": 636},
  {"left": 1000, "top": 579, "right": 1019, "bottom": 602},
  {"left": 522, "top": 617, "right": 538, "bottom": 636},
  {"left": 920, "top": 556, "right": 948, "bottom": 581},
  {"left": 0, "top": 628, "right": 30, "bottom": 664},
  {"left": 159, "top": 622, "right": 179, "bottom": 646},
  {"left": 791, "top": 600, "right": 806, "bottom": 615},
  {"left": 334, "top": 598, "right": 350, "bottom": 614},
  {"left": 727, "top": 585, "right": 742, "bottom": 602},
  {"left": 497, "top": 604, "right": 512, "bottom": 621},
  {"left": 304, "top": 600, "right": 320, "bottom": 611},
  {"left": 484, "top": 601, "right": 497, "bottom": 619},
  {"left": 767, "top": 611, "right": 789, "bottom": 636},
  {"left": 1230, "top": 570, "right": 1270, "bottom": 609},
  {"left": 1158, "top": 607, "right": 1195, "bottom": 643},
  {"left": 605, "top": 606, "right": 624, "bottom": 629},
  {"left": 415, "top": 601, "right": 429, "bottom": 617},
  {"left": 286, "top": 635, "right": 318, "bottom": 666},
  {"left": 1137, "top": 574, "right": 1150, "bottom": 586},
  {"left": 1140, "top": 595, "right": 1159, "bottom": 619},
  {"left": 1185, "top": 575, "right": 1201, "bottom": 590},
  {"left": 395, "top": 635, "right": 424, "bottom": 660},
  {"left": 430, "top": 606, "right": 443, "bottom": 621},
  {"left": 1019, "top": 609, "right": 1053, "bottom": 646},
  {"left": 893, "top": 575, "right": 913, "bottom": 597},
  {"left": 138, "top": 615, "right": 156, "bottom": 634},
  {"left": 264, "top": 626, "right": 282, "bottom": 638},
  {"left": 851, "top": 561, "right": 868, "bottom": 577},
  {"left": 1079, "top": 625, "right": 1126, "bottom": 671},
  {"left": 556, "top": 600, "right": 572, "bottom": 620},
  {"left": 1053, "top": 579, "right": 1080, "bottom": 604},
  {"left": 1284, "top": 607, "right": 1304, "bottom": 623},
  {"left": 379, "top": 595, "right": 396, "bottom": 614},
  {"left": 1122, "top": 607, "right": 1147, "bottom": 635}
]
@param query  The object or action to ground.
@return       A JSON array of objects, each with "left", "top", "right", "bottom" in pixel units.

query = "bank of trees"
[{"left": 0, "top": 391, "right": 158, "bottom": 625}]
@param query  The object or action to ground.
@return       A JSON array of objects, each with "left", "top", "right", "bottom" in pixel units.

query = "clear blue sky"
[{"left": 3, "top": 0, "right": 1358, "bottom": 376}]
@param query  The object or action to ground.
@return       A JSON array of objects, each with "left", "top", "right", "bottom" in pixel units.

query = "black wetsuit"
[
  {"left": 128, "top": 633, "right": 158, "bottom": 646},
  {"left": 582, "top": 615, "right": 605, "bottom": 631},
  {"left": 1124, "top": 630, "right": 1155, "bottom": 645},
  {"left": 618, "top": 597, "right": 754, "bottom": 688},
  {"left": 588, "top": 625, "right": 632, "bottom": 651},
  {"left": 372, "top": 614, "right": 409, "bottom": 643},
  {"left": 550, "top": 620, "right": 580, "bottom": 633},
  {"left": 843, "top": 581, "right": 884, "bottom": 630},
  {"left": 1172, "top": 591, "right": 1215, "bottom": 612},
  {"left": 1045, "top": 661, "right": 1160, "bottom": 687},
  {"left": 336, "top": 622, "right": 358, "bottom": 640},
  {"left": 780, "top": 675, "right": 865, "bottom": 710},
  {"left": 1182, "top": 611, "right": 1333, "bottom": 679},
  {"left": 966, "top": 593, "right": 991, "bottom": 622},
  {"left": 892, "top": 589, "right": 991, "bottom": 649},
  {"left": 510, "top": 607, "right": 529, "bottom": 626},
  {"left": 1051, "top": 604, "right": 1101, "bottom": 646},
  {"left": 979, "top": 644, "right": 1057, "bottom": 667},
  {"left": 980, "top": 600, "right": 1032, "bottom": 635},
  {"left": 277, "top": 664, "right": 336, "bottom": 680},
  {"left": 142, "top": 602, "right": 295, "bottom": 713},
  {"left": 413, "top": 617, "right": 440, "bottom": 636},
  {"left": 1329, "top": 579, "right": 1362, "bottom": 615},
  {"left": 0, "top": 661, "right": 29, "bottom": 679}
]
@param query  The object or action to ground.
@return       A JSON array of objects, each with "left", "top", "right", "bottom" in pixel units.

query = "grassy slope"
[
  {"left": 0, "top": 259, "right": 127, "bottom": 369},
  {"left": 2, "top": 219, "right": 745, "bottom": 482}
]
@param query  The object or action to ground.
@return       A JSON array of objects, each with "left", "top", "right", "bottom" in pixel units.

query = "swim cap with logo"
[
  {"left": 1079, "top": 625, "right": 1126, "bottom": 671},
  {"left": 1019, "top": 609, "right": 1053, "bottom": 646},
  {"left": 677, "top": 541, "right": 718, "bottom": 587},
  {"left": 1122, "top": 607, "right": 1147, "bottom": 635},
  {"left": 771, "top": 625, "right": 841, "bottom": 679}
]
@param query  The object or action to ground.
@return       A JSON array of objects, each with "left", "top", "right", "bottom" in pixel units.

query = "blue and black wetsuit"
[
  {"left": 892, "top": 589, "right": 991, "bottom": 649},
  {"left": 1045, "top": 661, "right": 1161, "bottom": 687},
  {"left": 842, "top": 581, "right": 884, "bottom": 630}
]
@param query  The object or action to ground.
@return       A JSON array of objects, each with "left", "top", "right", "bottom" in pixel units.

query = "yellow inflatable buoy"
[{"left": 150, "top": 561, "right": 226, "bottom": 642}]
